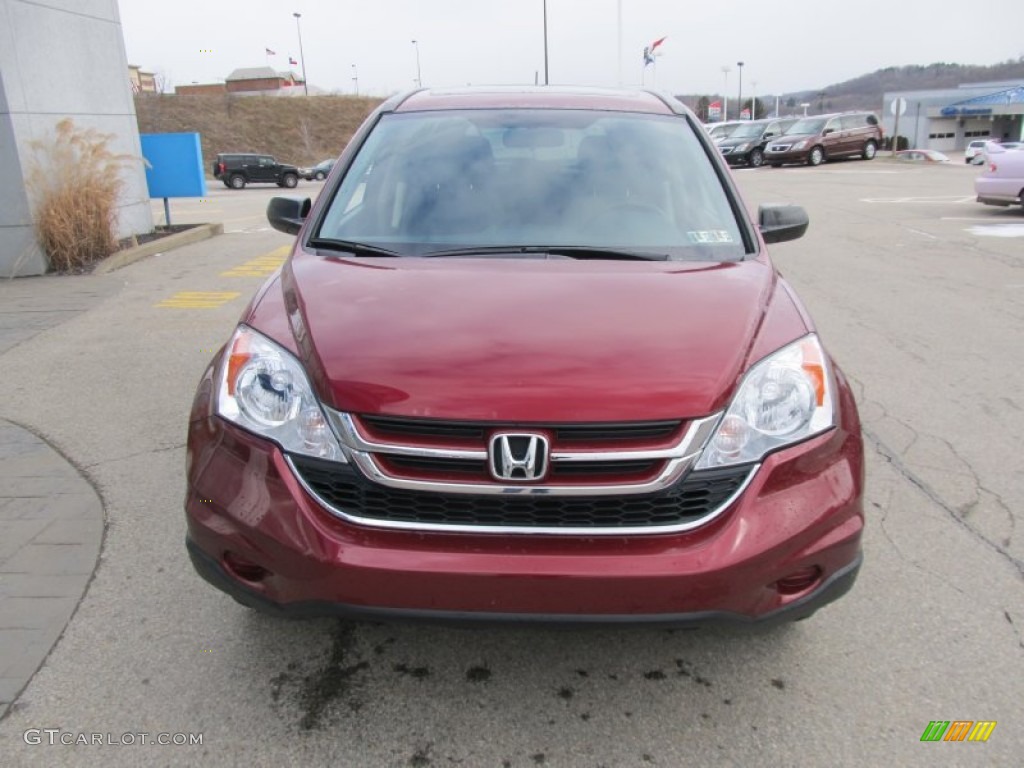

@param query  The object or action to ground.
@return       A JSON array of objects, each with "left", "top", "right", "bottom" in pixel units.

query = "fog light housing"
[
  {"left": 223, "top": 551, "right": 270, "bottom": 583},
  {"left": 775, "top": 566, "right": 822, "bottom": 596}
]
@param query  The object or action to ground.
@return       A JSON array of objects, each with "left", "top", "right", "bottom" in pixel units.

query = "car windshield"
[
  {"left": 729, "top": 122, "right": 764, "bottom": 139},
  {"left": 785, "top": 118, "right": 826, "bottom": 135},
  {"left": 709, "top": 123, "right": 739, "bottom": 139},
  {"left": 315, "top": 109, "right": 749, "bottom": 261}
]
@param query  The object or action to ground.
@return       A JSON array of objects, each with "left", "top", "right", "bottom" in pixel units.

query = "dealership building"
[{"left": 882, "top": 81, "right": 1024, "bottom": 152}]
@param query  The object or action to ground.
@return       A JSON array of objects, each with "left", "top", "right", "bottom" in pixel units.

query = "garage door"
[{"left": 927, "top": 119, "right": 957, "bottom": 151}]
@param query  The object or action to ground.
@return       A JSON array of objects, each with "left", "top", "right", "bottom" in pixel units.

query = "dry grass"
[
  {"left": 28, "top": 119, "right": 131, "bottom": 272},
  {"left": 134, "top": 94, "right": 383, "bottom": 168}
]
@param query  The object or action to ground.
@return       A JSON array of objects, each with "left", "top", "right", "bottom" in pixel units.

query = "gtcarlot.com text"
[{"left": 23, "top": 729, "right": 203, "bottom": 746}]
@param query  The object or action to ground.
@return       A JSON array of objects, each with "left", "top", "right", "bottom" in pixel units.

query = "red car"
[{"left": 185, "top": 87, "right": 864, "bottom": 626}]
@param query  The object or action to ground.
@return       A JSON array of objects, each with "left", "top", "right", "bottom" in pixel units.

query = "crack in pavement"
[
  {"left": 81, "top": 442, "right": 187, "bottom": 469},
  {"left": 864, "top": 426, "right": 1024, "bottom": 581}
]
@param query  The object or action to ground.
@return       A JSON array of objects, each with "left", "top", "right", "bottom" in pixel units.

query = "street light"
[
  {"left": 411, "top": 40, "right": 422, "bottom": 87},
  {"left": 351, "top": 64, "right": 359, "bottom": 96},
  {"left": 542, "top": 0, "right": 549, "bottom": 85},
  {"left": 292, "top": 12, "right": 308, "bottom": 96},
  {"left": 720, "top": 66, "right": 731, "bottom": 121},
  {"left": 737, "top": 61, "right": 744, "bottom": 119},
  {"left": 751, "top": 80, "right": 757, "bottom": 120}
]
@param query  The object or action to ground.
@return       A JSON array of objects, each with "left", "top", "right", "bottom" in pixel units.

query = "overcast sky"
[{"left": 118, "top": 0, "right": 1024, "bottom": 98}]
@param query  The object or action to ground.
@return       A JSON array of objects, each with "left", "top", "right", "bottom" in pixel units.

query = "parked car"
[
  {"left": 717, "top": 118, "right": 798, "bottom": 168},
  {"left": 212, "top": 153, "right": 300, "bottom": 189},
  {"left": 706, "top": 120, "right": 743, "bottom": 141},
  {"left": 301, "top": 158, "right": 335, "bottom": 181},
  {"left": 185, "top": 86, "right": 864, "bottom": 627},
  {"left": 895, "top": 149, "right": 951, "bottom": 164},
  {"left": 975, "top": 142, "right": 1024, "bottom": 209},
  {"left": 765, "top": 111, "right": 882, "bottom": 167},
  {"left": 965, "top": 139, "right": 992, "bottom": 165}
]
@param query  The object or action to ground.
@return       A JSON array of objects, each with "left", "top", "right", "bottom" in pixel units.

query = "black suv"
[
  {"left": 716, "top": 118, "right": 798, "bottom": 168},
  {"left": 213, "top": 153, "right": 300, "bottom": 190}
]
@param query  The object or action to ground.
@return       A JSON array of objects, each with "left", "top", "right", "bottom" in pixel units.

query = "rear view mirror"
[
  {"left": 758, "top": 204, "right": 809, "bottom": 244},
  {"left": 267, "top": 196, "right": 312, "bottom": 235}
]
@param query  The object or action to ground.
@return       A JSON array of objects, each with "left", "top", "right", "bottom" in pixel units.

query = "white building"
[{"left": 882, "top": 81, "right": 1024, "bottom": 152}]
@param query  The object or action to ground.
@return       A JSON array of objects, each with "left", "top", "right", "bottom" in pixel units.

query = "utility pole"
[
  {"left": 292, "top": 12, "right": 308, "bottom": 96},
  {"left": 721, "top": 66, "right": 731, "bottom": 121},
  {"left": 542, "top": 0, "right": 549, "bottom": 85},
  {"left": 411, "top": 40, "right": 422, "bottom": 87},
  {"left": 737, "top": 61, "right": 744, "bottom": 118}
]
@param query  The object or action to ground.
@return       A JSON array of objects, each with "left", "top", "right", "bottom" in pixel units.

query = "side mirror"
[
  {"left": 758, "top": 204, "right": 809, "bottom": 244},
  {"left": 823, "top": 128, "right": 835, "bottom": 135},
  {"left": 267, "top": 196, "right": 311, "bottom": 235}
]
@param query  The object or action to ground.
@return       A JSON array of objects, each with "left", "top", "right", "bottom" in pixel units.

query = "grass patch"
[{"left": 28, "top": 119, "right": 133, "bottom": 273}]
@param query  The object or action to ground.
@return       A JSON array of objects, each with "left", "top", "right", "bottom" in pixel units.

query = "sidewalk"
[
  {"left": 0, "top": 274, "right": 113, "bottom": 719},
  {"left": 0, "top": 420, "right": 103, "bottom": 719}
]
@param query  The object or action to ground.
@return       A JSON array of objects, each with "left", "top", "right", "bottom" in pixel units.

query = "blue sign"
[
  {"left": 939, "top": 107, "right": 994, "bottom": 117},
  {"left": 140, "top": 133, "right": 206, "bottom": 198}
]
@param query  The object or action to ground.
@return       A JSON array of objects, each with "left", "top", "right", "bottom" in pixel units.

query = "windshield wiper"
[
  {"left": 422, "top": 245, "right": 670, "bottom": 261},
  {"left": 308, "top": 237, "right": 401, "bottom": 258}
]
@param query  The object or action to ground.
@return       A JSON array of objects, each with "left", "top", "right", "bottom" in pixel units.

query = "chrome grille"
[{"left": 326, "top": 409, "right": 722, "bottom": 497}]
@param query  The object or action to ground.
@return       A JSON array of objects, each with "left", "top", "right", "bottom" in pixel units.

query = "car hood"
[
  {"left": 719, "top": 136, "right": 761, "bottom": 148},
  {"left": 770, "top": 132, "right": 816, "bottom": 144},
  {"left": 272, "top": 250, "right": 802, "bottom": 422}
]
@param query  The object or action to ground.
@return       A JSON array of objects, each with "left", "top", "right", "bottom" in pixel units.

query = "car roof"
[{"left": 394, "top": 86, "right": 676, "bottom": 115}]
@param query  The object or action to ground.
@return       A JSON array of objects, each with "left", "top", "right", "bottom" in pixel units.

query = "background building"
[
  {"left": 176, "top": 67, "right": 306, "bottom": 97},
  {"left": 882, "top": 81, "right": 1024, "bottom": 151},
  {"left": 0, "top": 0, "right": 153, "bottom": 276}
]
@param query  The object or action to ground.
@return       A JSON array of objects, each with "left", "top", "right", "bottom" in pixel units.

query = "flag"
[
  {"left": 643, "top": 36, "right": 667, "bottom": 67},
  {"left": 289, "top": 57, "right": 298, "bottom": 66},
  {"left": 265, "top": 48, "right": 276, "bottom": 55}
]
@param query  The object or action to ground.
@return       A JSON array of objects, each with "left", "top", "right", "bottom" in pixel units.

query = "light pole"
[
  {"left": 751, "top": 80, "right": 757, "bottom": 120},
  {"left": 292, "top": 12, "right": 308, "bottom": 96},
  {"left": 720, "top": 66, "right": 731, "bottom": 121},
  {"left": 737, "top": 61, "right": 744, "bottom": 119},
  {"left": 542, "top": 0, "right": 549, "bottom": 85},
  {"left": 351, "top": 64, "right": 359, "bottom": 96},
  {"left": 411, "top": 40, "right": 422, "bottom": 87}
]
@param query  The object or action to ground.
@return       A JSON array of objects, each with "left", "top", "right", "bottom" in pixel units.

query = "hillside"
[
  {"left": 134, "top": 94, "right": 384, "bottom": 168},
  {"left": 678, "top": 59, "right": 1024, "bottom": 116}
]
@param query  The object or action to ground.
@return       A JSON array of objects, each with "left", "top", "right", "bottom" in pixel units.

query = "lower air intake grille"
[{"left": 290, "top": 456, "right": 753, "bottom": 530}]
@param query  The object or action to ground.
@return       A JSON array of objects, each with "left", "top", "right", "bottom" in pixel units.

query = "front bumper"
[
  {"left": 184, "top": 382, "right": 864, "bottom": 622},
  {"left": 764, "top": 147, "right": 811, "bottom": 165}
]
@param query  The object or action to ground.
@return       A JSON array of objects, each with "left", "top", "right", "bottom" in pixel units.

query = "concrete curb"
[{"left": 93, "top": 222, "right": 224, "bottom": 275}]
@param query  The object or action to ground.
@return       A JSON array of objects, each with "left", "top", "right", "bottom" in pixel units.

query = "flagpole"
[{"left": 616, "top": 0, "right": 622, "bottom": 86}]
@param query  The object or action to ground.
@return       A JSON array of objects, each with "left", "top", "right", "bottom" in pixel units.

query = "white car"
[
  {"left": 975, "top": 142, "right": 1024, "bottom": 208},
  {"left": 965, "top": 139, "right": 990, "bottom": 164}
]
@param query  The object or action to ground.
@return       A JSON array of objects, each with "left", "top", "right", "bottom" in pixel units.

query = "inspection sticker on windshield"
[{"left": 687, "top": 230, "right": 734, "bottom": 244}]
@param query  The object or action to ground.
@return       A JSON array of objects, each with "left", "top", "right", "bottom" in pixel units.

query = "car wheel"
[
  {"left": 862, "top": 141, "right": 877, "bottom": 160},
  {"left": 229, "top": 174, "right": 246, "bottom": 190},
  {"left": 748, "top": 149, "right": 764, "bottom": 168},
  {"left": 808, "top": 146, "right": 824, "bottom": 166},
  {"left": 315, "top": 171, "right": 326, "bottom": 181},
  {"left": 282, "top": 173, "right": 298, "bottom": 188}
]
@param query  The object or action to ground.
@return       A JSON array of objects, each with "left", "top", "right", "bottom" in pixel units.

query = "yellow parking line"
[
  {"left": 221, "top": 246, "right": 290, "bottom": 277},
  {"left": 155, "top": 291, "right": 241, "bottom": 309}
]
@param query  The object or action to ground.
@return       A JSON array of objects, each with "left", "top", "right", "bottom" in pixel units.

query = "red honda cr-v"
[{"left": 185, "top": 86, "right": 864, "bottom": 627}]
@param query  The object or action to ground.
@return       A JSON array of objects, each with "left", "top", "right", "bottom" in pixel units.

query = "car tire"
[
  {"left": 282, "top": 173, "right": 298, "bottom": 189},
  {"left": 862, "top": 141, "right": 877, "bottom": 160},
  {"left": 229, "top": 174, "right": 246, "bottom": 190},
  {"left": 748, "top": 149, "right": 764, "bottom": 168},
  {"left": 314, "top": 171, "right": 326, "bottom": 181},
  {"left": 808, "top": 146, "right": 825, "bottom": 166}
]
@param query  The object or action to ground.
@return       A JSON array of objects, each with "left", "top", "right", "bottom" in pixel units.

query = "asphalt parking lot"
[{"left": 0, "top": 159, "right": 1022, "bottom": 767}]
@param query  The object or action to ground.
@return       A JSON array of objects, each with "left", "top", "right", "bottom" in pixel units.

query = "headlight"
[
  {"left": 695, "top": 335, "right": 834, "bottom": 469},
  {"left": 793, "top": 140, "right": 808, "bottom": 150},
  {"left": 735, "top": 143, "right": 751, "bottom": 152},
  {"left": 217, "top": 326, "right": 346, "bottom": 462}
]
